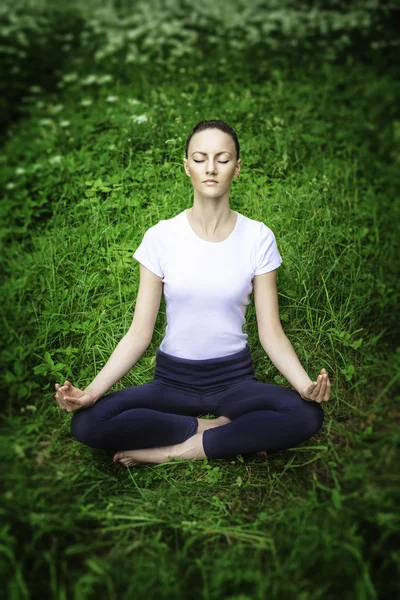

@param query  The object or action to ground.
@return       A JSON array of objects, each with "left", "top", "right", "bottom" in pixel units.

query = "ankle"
[{"left": 196, "top": 417, "right": 204, "bottom": 434}]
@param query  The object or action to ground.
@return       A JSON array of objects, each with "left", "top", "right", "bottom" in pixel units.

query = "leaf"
[
  {"left": 44, "top": 352, "right": 55, "bottom": 369},
  {"left": 352, "top": 338, "right": 363, "bottom": 349},
  {"left": 86, "top": 558, "right": 106, "bottom": 575}
]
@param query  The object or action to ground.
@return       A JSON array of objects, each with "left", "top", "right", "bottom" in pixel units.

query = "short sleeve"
[
  {"left": 253, "top": 223, "right": 283, "bottom": 276},
  {"left": 132, "top": 224, "right": 164, "bottom": 278}
]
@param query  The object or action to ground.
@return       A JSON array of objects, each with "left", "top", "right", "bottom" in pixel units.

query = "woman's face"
[{"left": 184, "top": 129, "right": 241, "bottom": 196}]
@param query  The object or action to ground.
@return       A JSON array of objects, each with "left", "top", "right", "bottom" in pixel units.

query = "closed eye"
[{"left": 193, "top": 160, "right": 229, "bottom": 163}]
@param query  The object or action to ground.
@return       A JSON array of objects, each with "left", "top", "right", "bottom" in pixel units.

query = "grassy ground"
[{"left": 1, "top": 7, "right": 399, "bottom": 598}]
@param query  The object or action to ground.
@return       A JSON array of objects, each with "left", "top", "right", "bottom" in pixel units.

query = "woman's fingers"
[
  {"left": 304, "top": 371, "right": 331, "bottom": 403},
  {"left": 55, "top": 383, "right": 74, "bottom": 410},
  {"left": 59, "top": 385, "right": 73, "bottom": 398},
  {"left": 310, "top": 376, "right": 322, "bottom": 399},
  {"left": 315, "top": 374, "right": 331, "bottom": 403},
  {"left": 307, "top": 382, "right": 317, "bottom": 397},
  {"left": 317, "top": 376, "right": 327, "bottom": 402},
  {"left": 56, "top": 388, "right": 65, "bottom": 405},
  {"left": 64, "top": 397, "right": 80, "bottom": 412},
  {"left": 64, "top": 396, "right": 80, "bottom": 406},
  {"left": 313, "top": 374, "right": 327, "bottom": 402},
  {"left": 323, "top": 377, "right": 331, "bottom": 401},
  {"left": 55, "top": 393, "right": 80, "bottom": 412},
  {"left": 55, "top": 390, "right": 66, "bottom": 409},
  {"left": 312, "top": 381, "right": 321, "bottom": 402}
]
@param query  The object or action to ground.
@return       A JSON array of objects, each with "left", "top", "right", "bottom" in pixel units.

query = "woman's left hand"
[{"left": 300, "top": 368, "right": 331, "bottom": 403}]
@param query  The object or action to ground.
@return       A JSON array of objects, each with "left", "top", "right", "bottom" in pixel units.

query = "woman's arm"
[
  {"left": 253, "top": 269, "right": 312, "bottom": 394},
  {"left": 85, "top": 263, "right": 164, "bottom": 401},
  {"left": 55, "top": 263, "right": 164, "bottom": 411},
  {"left": 253, "top": 270, "right": 330, "bottom": 402},
  {"left": 259, "top": 330, "right": 312, "bottom": 395},
  {"left": 55, "top": 332, "right": 151, "bottom": 411}
]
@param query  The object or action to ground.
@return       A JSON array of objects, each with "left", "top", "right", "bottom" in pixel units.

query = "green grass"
[{"left": 1, "top": 5, "right": 399, "bottom": 598}]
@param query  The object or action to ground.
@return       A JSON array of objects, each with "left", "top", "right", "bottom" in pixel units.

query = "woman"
[{"left": 55, "top": 119, "right": 330, "bottom": 468}]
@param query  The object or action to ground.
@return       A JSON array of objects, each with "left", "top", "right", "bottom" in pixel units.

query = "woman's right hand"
[{"left": 54, "top": 380, "right": 96, "bottom": 412}]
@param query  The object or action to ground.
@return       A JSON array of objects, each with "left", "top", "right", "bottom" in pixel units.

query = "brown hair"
[{"left": 185, "top": 119, "right": 240, "bottom": 160}]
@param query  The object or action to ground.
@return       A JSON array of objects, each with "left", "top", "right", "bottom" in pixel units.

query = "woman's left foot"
[
  {"left": 114, "top": 446, "right": 174, "bottom": 467},
  {"left": 114, "top": 416, "right": 232, "bottom": 467},
  {"left": 198, "top": 415, "right": 231, "bottom": 432},
  {"left": 114, "top": 431, "right": 207, "bottom": 467}
]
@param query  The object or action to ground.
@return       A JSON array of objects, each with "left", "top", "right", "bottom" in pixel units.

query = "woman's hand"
[
  {"left": 54, "top": 380, "right": 96, "bottom": 413},
  {"left": 300, "top": 368, "right": 331, "bottom": 403}
]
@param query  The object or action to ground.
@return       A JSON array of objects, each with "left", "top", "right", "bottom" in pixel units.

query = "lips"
[{"left": 203, "top": 180, "right": 218, "bottom": 183}]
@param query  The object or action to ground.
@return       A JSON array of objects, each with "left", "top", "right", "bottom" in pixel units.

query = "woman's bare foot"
[
  {"left": 197, "top": 415, "right": 231, "bottom": 433},
  {"left": 113, "top": 415, "right": 267, "bottom": 466},
  {"left": 114, "top": 445, "right": 175, "bottom": 467},
  {"left": 113, "top": 416, "right": 232, "bottom": 467},
  {"left": 114, "top": 432, "right": 207, "bottom": 467}
]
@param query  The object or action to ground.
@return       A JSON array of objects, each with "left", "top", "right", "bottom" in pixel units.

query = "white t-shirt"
[{"left": 132, "top": 209, "right": 282, "bottom": 359}]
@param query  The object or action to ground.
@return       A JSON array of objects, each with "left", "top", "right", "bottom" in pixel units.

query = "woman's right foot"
[{"left": 197, "top": 415, "right": 231, "bottom": 433}]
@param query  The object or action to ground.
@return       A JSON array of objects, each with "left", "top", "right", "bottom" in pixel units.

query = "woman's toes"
[
  {"left": 113, "top": 452, "right": 124, "bottom": 462},
  {"left": 218, "top": 416, "right": 231, "bottom": 425},
  {"left": 120, "top": 458, "right": 137, "bottom": 467},
  {"left": 113, "top": 451, "right": 140, "bottom": 467}
]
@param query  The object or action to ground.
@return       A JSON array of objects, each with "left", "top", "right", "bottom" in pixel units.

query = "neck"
[{"left": 188, "top": 203, "right": 234, "bottom": 235}]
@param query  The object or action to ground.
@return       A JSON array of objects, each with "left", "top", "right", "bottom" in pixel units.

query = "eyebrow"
[{"left": 191, "top": 151, "right": 232, "bottom": 156}]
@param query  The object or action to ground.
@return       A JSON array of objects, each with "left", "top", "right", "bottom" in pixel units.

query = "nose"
[{"left": 206, "top": 163, "right": 217, "bottom": 174}]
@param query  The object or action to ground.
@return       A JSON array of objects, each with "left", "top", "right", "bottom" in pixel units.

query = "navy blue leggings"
[{"left": 71, "top": 344, "right": 324, "bottom": 459}]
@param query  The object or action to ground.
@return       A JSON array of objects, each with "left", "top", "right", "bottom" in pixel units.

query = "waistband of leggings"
[{"left": 154, "top": 344, "right": 256, "bottom": 387}]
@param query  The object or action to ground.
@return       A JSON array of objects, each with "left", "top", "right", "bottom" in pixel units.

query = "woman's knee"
[
  {"left": 279, "top": 387, "right": 324, "bottom": 437},
  {"left": 301, "top": 399, "right": 324, "bottom": 437},
  {"left": 71, "top": 408, "right": 100, "bottom": 447}
]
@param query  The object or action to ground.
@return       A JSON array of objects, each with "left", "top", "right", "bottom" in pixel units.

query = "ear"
[
  {"left": 183, "top": 158, "right": 190, "bottom": 176},
  {"left": 234, "top": 159, "right": 241, "bottom": 178}
]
